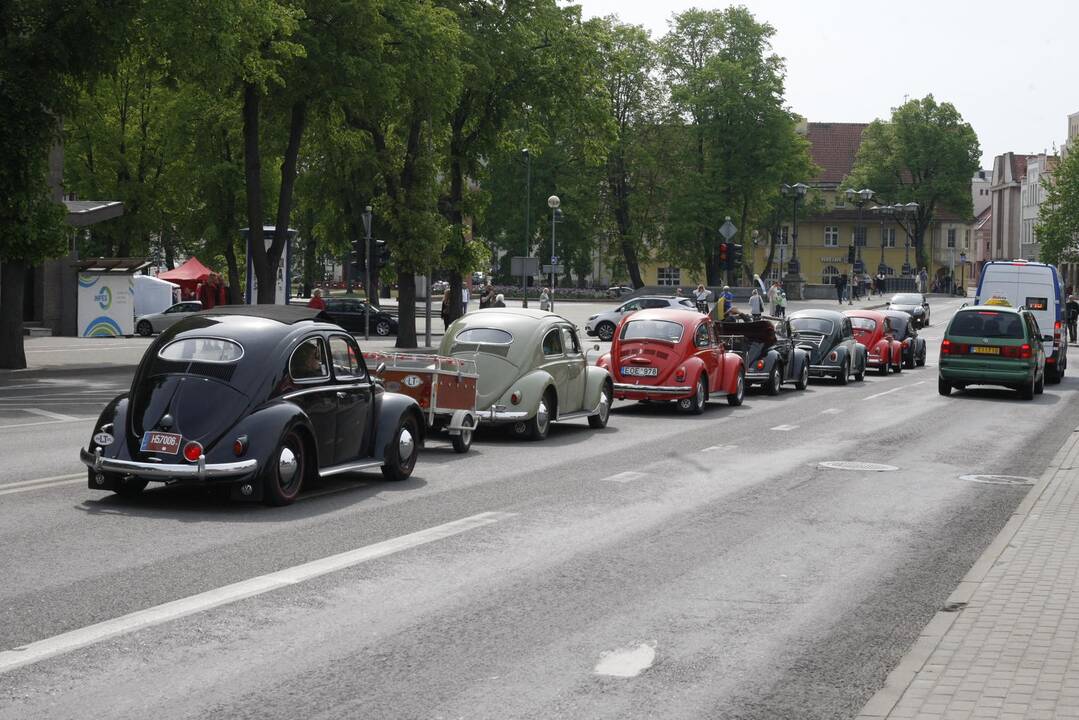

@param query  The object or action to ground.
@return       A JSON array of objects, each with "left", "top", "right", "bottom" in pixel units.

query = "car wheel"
[
  {"left": 904, "top": 353, "right": 915, "bottom": 369},
  {"left": 375, "top": 319, "right": 393, "bottom": 336},
  {"left": 382, "top": 414, "right": 420, "bottom": 480},
  {"left": 917, "top": 348, "right": 927, "bottom": 367},
  {"left": 136, "top": 320, "right": 153, "bottom": 337},
  {"left": 111, "top": 475, "right": 149, "bottom": 497},
  {"left": 878, "top": 361, "right": 889, "bottom": 376},
  {"left": 938, "top": 376, "right": 951, "bottom": 396},
  {"left": 451, "top": 416, "right": 473, "bottom": 454},
  {"left": 263, "top": 427, "right": 307, "bottom": 506},
  {"left": 679, "top": 376, "right": 707, "bottom": 414},
  {"left": 1035, "top": 371, "right": 1045, "bottom": 395},
  {"left": 837, "top": 359, "right": 850, "bottom": 385},
  {"left": 854, "top": 361, "right": 865, "bottom": 382},
  {"left": 1019, "top": 374, "right": 1036, "bottom": 401},
  {"left": 795, "top": 362, "right": 809, "bottom": 391},
  {"left": 766, "top": 367, "right": 781, "bottom": 396},
  {"left": 518, "top": 391, "right": 553, "bottom": 440},
  {"left": 588, "top": 382, "right": 612, "bottom": 429},
  {"left": 893, "top": 356, "right": 902, "bottom": 374},
  {"left": 727, "top": 371, "right": 745, "bottom": 406},
  {"left": 596, "top": 322, "right": 616, "bottom": 342},
  {"left": 1046, "top": 364, "right": 1061, "bottom": 384}
]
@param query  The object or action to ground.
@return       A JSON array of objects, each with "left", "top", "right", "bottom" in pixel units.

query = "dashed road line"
[
  {"left": 864, "top": 381, "right": 925, "bottom": 401},
  {"left": 0, "top": 417, "right": 95, "bottom": 430},
  {"left": 600, "top": 471, "right": 647, "bottom": 483},
  {"left": 701, "top": 444, "right": 737, "bottom": 453},
  {"left": 0, "top": 473, "right": 85, "bottom": 497},
  {"left": 22, "top": 408, "right": 81, "bottom": 422},
  {"left": 770, "top": 424, "right": 798, "bottom": 431},
  {"left": 0, "top": 511, "right": 516, "bottom": 675},
  {"left": 820, "top": 408, "right": 842, "bottom": 415}
]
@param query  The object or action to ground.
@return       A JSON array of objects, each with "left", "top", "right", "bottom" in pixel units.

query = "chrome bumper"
[
  {"left": 80, "top": 447, "right": 258, "bottom": 483},
  {"left": 745, "top": 372, "right": 770, "bottom": 380},
  {"left": 809, "top": 364, "right": 840, "bottom": 375},
  {"left": 612, "top": 382, "right": 692, "bottom": 394},
  {"left": 478, "top": 406, "right": 531, "bottom": 423}
]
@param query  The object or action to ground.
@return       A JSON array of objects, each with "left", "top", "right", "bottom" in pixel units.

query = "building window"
[
  {"left": 657, "top": 266, "right": 680, "bottom": 286},
  {"left": 822, "top": 265, "right": 839, "bottom": 284},
  {"left": 883, "top": 227, "right": 896, "bottom": 247},
  {"left": 947, "top": 228, "right": 956, "bottom": 248},
  {"left": 854, "top": 225, "right": 866, "bottom": 246},
  {"left": 824, "top": 226, "right": 839, "bottom": 247},
  {"left": 767, "top": 267, "right": 782, "bottom": 281},
  {"left": 777, "top": 226, "right": 789, "bottom": 245},
  {"left": 834, "top": 195, "right": 846, "bottom": 208}
]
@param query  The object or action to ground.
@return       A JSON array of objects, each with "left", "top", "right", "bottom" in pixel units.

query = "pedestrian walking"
[
  {"left": 440, "top": 288, "right": 452, "bottom": 327},
  {"left": 748, "top": 288, "right": 764, "bottom": 320},
  {"left": 834, "top": 274, "right": 845, "bottom": 304},
  {"left": 492, "top": 293, "right": 507, "bottom": 309},
  {"left": 1068, "top": 295, "right": 1079, "bottom": 343},
  {"left": 461, "top": 284, "right": 471, "bottom": 314},
  {"left": 694, "top": 284, "right": 711, "bottom": 313},
  {"left": 307, "top": 287, "right": 326, "bottom": 310},
  {"left": 918, "top": 267, "right": 929, "bottom": 294},
  {"left": 776, "top": 287, "right": 787, "bottom": 318},
  {"left": 539, "top": 287, "right": 551, "bottom": 311},
  {"left": 767, "top": 281, "right": 779, "bottom": 316}
]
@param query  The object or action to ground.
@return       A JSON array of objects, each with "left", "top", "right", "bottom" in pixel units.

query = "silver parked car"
[
  {"left": 439, "top": 308, "right": 612, "bottom": 440},
  {"left": 135, "top": 301, "right": 203, "bottom": 336},
  {"left": 585, "top": 296, "right": 697, "bottom": 341}
]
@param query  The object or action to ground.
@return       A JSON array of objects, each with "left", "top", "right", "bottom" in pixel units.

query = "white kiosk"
[
  {"left": 74, "top": 258, "right": 151, "bottom": 337},
  {"left": 242, "top": 226, "right": 295, "bottom": 304}
]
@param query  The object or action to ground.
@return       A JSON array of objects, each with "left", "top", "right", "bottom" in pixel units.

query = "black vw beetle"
[
  {"left": 787, "top": 308, "right": 868, "bottom": 384},
  {"left": 80, "top": 305, "right": 424, "bottom": 506},
  {"left": 718, "top": 316, "right": 810, "bottom": 394},
  {"left": 882, "top": 309, "right": 927, "bottom": 368}
]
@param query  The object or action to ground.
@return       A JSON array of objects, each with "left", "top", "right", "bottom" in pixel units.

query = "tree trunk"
[
  {"left": 0, "top": 260, "right": 28, "bottom": 370},
  {"left": 444, "top": 144, "right": 466, "bottom": 325},
  {"left": 608, "top": 153, "right": 644, "bottom": 288},
  {"left": 302, "top": 208, "right": 317, "bottom": 298},
  {"left": 242, "top": 83, "right": 267, "bottom": 302},
  {"left": 260, "top": 100, "right": 306, "bottom": 303},
  {"left": 395, "top": 271, "right": 417, "bottom": 348}
]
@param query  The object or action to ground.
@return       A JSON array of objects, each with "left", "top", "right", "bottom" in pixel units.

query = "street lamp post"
[
  {"left": 845, "top": 188, "right": 874, "bottom": 272},
  {"left": 548, "top": 195, "right": 560, "bottom": 312},
  {"left": 895, "top": 201, "right": 919, "bottom": 277},
  {"left": 781, "top": 183, "right": 809, "bottom": 274},
  {"left": 522, "top": 148, "right": 531, "bottom": 308}
]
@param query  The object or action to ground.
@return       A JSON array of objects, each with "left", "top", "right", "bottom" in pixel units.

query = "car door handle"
[{"left": 336, "top": 391, "right": 348, "bottom": 399}]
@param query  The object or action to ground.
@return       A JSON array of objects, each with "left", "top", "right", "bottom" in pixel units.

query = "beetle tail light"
[
  {"left": 829, "top": 351, "right": 838, "bottom": 361},
  {"left": 756, "top": 360, "right": 765, "bottom": 369},
  {"left": 675, "top": 367, "right": 687, "bottom": 382},
  {"left": 183, "top": 441, "right": 204, "bottom": 463},
  {"left": 233, "top": 436, "right": 248, "bottom": 457},
  {"left": 510, "top": 391, "right": 522, "bottom": 405}
]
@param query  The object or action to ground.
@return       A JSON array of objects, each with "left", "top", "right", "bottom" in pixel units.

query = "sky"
[{"left": 576, "top": 0, "right": 1077, "bottom": 169}]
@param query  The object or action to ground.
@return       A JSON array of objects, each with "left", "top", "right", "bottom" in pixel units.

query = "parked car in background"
[
  {"left": 322, "top": 297, "right": 399, "bottom": 336},
  {"left": 432, "top": 280, "right": 449, "bottom": 294},
  {"left": 439, "top": 308, "right": 612, "bottom": 440},
  {"left": 883, "top": 310, "right": 927, "bottom": 368},
  {"left": 938, "top": 303, "right": 1046, "bottom": 399},
  {"left": 586, "top": 296, "right": 697, "bottom": 341},
  {"left": 606, "top": 285, "right": 635, "bottom": 299},
  {"left": 718, "top": 316, "right": 810, "bottom": 394},
  {"left": 81, "top": 305, "right": 425, "bottom": 506},
  {"left": 975, "top": 259, "right": 1067, "bottom": 383},
  {"left": 598, "top": 309, "right": 745, "bottom": 413},
  {"left": 135, "top": 301, "right": 203, "bottom": 336},
  {"left": 788, "top": 309, "right": 867, "bottom": 384},
  {"left": 845, "top": 309, "right": 904, "bottom": 375},
  {"left": 887, "top": 292, "right": 931, "bottom": 328}
]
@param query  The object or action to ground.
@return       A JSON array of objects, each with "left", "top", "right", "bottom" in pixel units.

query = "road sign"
[
  {"left": 542, "top": 264, "right": 564, "bottom": 274},
  {"left": 719, "top": 218, "right": 737, "bottom": 240},
  {"left": 551, "top": 255, "right": 559, "bottom": 264},
  {"left": 511, "top": 256, "right": 541, "bottom": 276}
]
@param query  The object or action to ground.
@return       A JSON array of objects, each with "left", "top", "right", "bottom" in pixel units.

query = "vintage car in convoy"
[
  {"left": 718, "top": 316, "right": 810, "bottom": 395},
  {"left": 887, "top": 292, "right": 931, "bottom": 328},
  {"left": 80, "top": 305, "right": 426, "bottom": 506},
  {"left": 597, "top": 308, "right": 745, "bottom": 413},
  {"left": 883, "top": 309, "right": 927, "bottom": 369},
  {"left": 787, "top": 309, "right": 868, "bottom": 384},
  {"left": 845, "top": 309, "right": 904, "bottom": 375},
  {"left": 439, "top": 308, "right": 612, "bottom": 440}
]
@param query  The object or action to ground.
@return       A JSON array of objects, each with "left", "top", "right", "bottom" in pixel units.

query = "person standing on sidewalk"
[
  {"left": 748, "top": 289, "right": 764, "bottom": 320},
  {"left": 776, "top": 286, "right": 787, "bottom": 318},
  {"left": 307, "top": 288, "right": 326, "bottom": 310},
  {"left": 767, "top": 281, "right": 779, "bottom": 316},
  {"left": 1068, "top": 294, "right": 1079, "bottom": 342},
  {"left": 834, "top": 274, "right": 845, "bottom": 304}
]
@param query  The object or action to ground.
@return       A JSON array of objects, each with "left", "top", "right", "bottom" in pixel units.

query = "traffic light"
[
  {"left": 731, "top": 243, "right": 743, "bottom": 269},
  {"left": 847, "top": 245, "right": 856, "bottom": 264},
  {"left": 373, "top": 239, "right": 390, "bottom": 270},
  {"left": 349, "top": 240, "right": 362, "bottom": 274},
  {"left": 719, "top": 242, "right": 728, "bottom": 268}
]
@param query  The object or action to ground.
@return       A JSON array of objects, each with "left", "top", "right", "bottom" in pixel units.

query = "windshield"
[
  {"left": 850, "top": 317, "right": 877, "bottom": 332},
  {"left": 891, "top": 293, "right": 922, "bottom": 305},
  {"left": 790, "top": 317, "right": 834, "bottom": 335},
  {"left": 159, "top": 337, "right": 244, "bottom": 363},
  {"left": 454, "top": 328, "right": 512, "bottom": 345},
  {"left": 620, "top": 319, "right": 684, "bottom": 343},
  {"left": 887, "top": 316, "right": 910, "bottom": 337},
  {"left": 949, "top": 310, "right": 1025, "bottom": 339}
]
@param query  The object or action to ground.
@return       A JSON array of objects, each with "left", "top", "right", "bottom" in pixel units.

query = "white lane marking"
[
  {"left": 863, "top": 381, "right": 926, "bottom": 401},
  {"left": 820, "top": 408, "right": 842, "bottom": 415},
  {"left": 701, "top": 444, "right": 737, "bottom": 453},
  {"left": 22, "top": 408, "right": 80, "bottom": 422},
  {"left": 595, "top": 643, "right": 656, "bottom": 677},
  {"left": 0, "top": 417, "right": 95, "bottom": 430},
  {"left": 0, "top": 511, "right": 516, "bottom": 675},
  {"left": 600, "top": 471, "right": 647, "bottom": 483},
  {"left": 0, "top": 478, "right": 85, "bottom": 497},
  {"left": 0, "top": 472, "right": 85, "bottom": 491},
  {"left": 25, "top": 345, "right": 147, "bottom": 354},
  {"left": 771, "top": 424, "right": 798, "bottom": 431}
]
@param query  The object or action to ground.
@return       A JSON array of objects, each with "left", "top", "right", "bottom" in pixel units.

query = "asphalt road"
[{"left": 2, "top": 295, "right": 1077, "bottom": 719}]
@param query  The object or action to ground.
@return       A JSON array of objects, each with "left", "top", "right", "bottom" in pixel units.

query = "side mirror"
[{"left": 594, "top": 344, "right": 601, "bottom": 351}]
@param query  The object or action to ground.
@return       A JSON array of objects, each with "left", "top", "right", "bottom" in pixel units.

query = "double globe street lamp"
[
  {"left": 548, "top": 195, "right": 562, "bottom": 311},
  {"left": 780, "top": 182, "right": 809, "bottom": 275},
  {"left": 844, "top": 188, "right": 874, "bottom": 273}
]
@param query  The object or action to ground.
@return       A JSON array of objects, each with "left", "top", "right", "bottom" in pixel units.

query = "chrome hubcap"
[
  {"left": 536, "top": 400, "right": 549, "bottom": 431},
  {"left": 737, "top": 375, "right": 744, "bottom": 399},
  {"left": 696, "top": 382, "right": 705, "bottom": 406},
  {"left": 279, "top": 447, "right": 298, "bottom": 484},
  {"left": 399, "top": 428, "right": 415, "bottom": 460},
  {"left": 599, "top": 392, "right": 610, "bottom": 421}
]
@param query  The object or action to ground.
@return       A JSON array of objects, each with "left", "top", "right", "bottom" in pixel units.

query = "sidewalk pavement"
[{"left": 858, "top": 423, "right": 1079, "bottom": 720}]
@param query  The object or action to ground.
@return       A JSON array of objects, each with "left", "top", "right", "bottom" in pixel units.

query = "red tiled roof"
[{"left": 805, "top": 122, "right": 869, "bottom": 185}]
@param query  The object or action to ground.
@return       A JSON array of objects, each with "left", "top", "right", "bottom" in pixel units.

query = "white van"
[{"left": 975, "top": 260, "right": 1067, "bottom": 382}]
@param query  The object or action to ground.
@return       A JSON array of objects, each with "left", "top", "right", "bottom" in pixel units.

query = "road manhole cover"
[
  {"left": 819, "top": 461, "right": 898, "bottom": 472},
  {"left": 959, "top": 474, "right": 1036, "bottom": 486}
]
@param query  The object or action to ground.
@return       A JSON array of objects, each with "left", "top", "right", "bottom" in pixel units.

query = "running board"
[
  {"left": 555, "top": 409, "right": 595, "bottom": 421},
  {"left": 319, "top": 459, "right": 383, "bottom": 478}
]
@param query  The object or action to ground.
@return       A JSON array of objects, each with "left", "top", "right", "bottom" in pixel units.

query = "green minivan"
[{"left": 938, "top": 304, "right": 1046, "bottom": 400}]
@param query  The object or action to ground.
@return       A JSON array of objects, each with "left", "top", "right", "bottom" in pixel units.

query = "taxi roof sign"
[{"left": 984, "top": 295, "right": 1012, "bottom": 307}]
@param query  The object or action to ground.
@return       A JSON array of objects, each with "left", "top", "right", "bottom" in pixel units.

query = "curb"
[{"left": 855, "top": 423, "right": 1079, "bottom": 719}]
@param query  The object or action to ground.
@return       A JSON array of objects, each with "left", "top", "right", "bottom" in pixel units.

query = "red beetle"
[
  {"left": 597, "top": 308, "right": 745, "bottom": 413},
  {"left": 844, "top": 309, "right": 904, "bottom": 375}
]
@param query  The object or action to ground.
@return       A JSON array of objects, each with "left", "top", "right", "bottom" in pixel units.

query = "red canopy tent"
[{"left": 158, "top": 257, "right": 213, "bottom": 300}]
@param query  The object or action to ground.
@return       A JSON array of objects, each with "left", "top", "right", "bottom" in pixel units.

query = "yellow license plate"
[{"left": 971, "top": 346, "right": 1000, "bottom": 355}]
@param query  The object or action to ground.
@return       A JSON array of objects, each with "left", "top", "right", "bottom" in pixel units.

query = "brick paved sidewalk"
[{"left": 858, "top": 425, "right": 1079, "bottom": 719}]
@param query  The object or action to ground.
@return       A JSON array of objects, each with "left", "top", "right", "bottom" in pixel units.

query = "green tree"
[
  {"left": 1, "top": 0, "right": 139, "bottom": 369},
  {"left": 844, "top": 95, "right": 980, "bottom": 270},
  {"left": 1036, "top": 150, "right": 1079, "bottom": 266}
]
